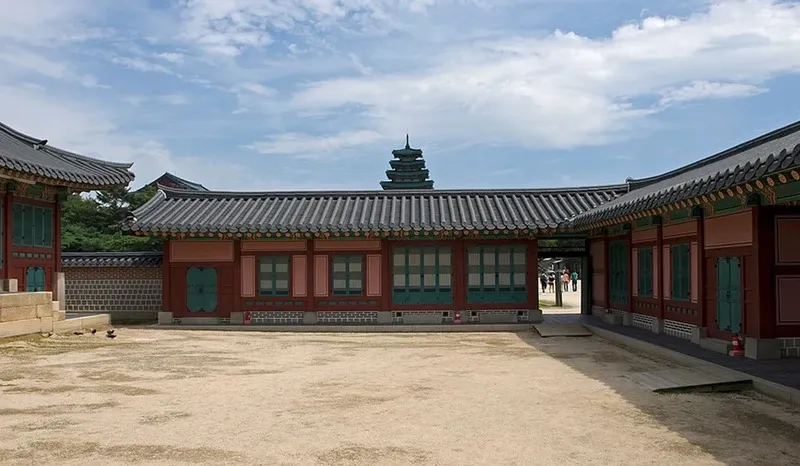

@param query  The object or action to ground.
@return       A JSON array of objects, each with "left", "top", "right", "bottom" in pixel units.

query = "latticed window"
[
  {"left": 259, "top": 256, "right": 290, "bottom": 296},
  {"left": 637, "top": 247, "right": 653, "bottom": 297},
  {"left": 671, "top": 243, "right": 691, "bottom": 301},
  {"left": 392, "top": 247, "right": 452, "bottom": 304},
  {"left": 12, "top": 203, "right": 53, "bottom": 247},
  {"left": 331, "top": 255, "right": 363, "bottom": 296},
  {"left": 466, "top": 245, "right": 527, "bottom": 303},
  {"left": 608, "top": 241, "right": 629, "bottom": 304}
]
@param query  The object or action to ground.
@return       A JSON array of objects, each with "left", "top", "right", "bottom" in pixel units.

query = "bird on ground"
[
  {"left": 73, "top": 331, "right": 83, "bottom": 336},
  {"left": 106, "top": 333, "right": 117, "bottom": 339},
  {"left": 90, "top": 328, "right": 97, "bottom": 335},
  {"left": 106, "top": 329, "right": 115, "bottom": 335}
]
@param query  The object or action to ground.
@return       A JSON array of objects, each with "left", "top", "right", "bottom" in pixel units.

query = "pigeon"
[
  {"left": 106, "top": 329, "right": 115, "bottom": 336},
  {"left": 106, "top": 333, "right": 117, "bottom": 339},
  {"left": 73, "top": 331, "right": 83, "bottom": 336},
  {"left": 90, "top": 329, "right": 97, "bottom": 335}
]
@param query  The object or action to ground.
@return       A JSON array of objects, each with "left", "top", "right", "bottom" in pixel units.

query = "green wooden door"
[
  {"left": 25, "top": 266, "right": 45, "bottom": 292},
  {"left": 186, "top": 267, "right": 218, "bottom": 313},
  {"left": 716, "top": 257, "right": 742, "bottom": 333},
  {"left": 201, "top": 267, "right": 218, "bottom": 312}
]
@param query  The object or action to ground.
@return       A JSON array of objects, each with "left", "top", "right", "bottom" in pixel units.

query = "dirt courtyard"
[{"left": 1, "top": 329, "right": 799, "bottom": 465}]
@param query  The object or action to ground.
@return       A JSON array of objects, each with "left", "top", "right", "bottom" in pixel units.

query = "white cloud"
[
  {"left": 658, "top": 81, "right": 767, "bottom": 105},
  {"left": 154, "top": 52, "right": 185, "bottom": 63},
  {"left": 262, "top": 0, "right": 800, "bottom": 155},
  {"left": 246, "top": 130, "right": 386, "bottom": 159},
  {"left": 111, "top": 56, "right": 175, "bottom": 75},
  {"left": 0, "top": 47, "right": 107, "bottom": 88},
  {"left": 123, "top": 94, "right": 189, "bottom": 106}
]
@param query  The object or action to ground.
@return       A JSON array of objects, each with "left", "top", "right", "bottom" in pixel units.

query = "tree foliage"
[{"left": 61, "top": 185, "right": 162, "bottom": 252}]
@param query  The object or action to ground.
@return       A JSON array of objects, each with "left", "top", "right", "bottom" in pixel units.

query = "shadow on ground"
[{"left": 514, "top": 329, "right": 800, "bottom": 466}]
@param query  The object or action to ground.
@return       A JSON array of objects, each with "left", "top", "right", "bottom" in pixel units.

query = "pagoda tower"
[{"left": 380, "top": 135, "right": 434, "bottom": 190}]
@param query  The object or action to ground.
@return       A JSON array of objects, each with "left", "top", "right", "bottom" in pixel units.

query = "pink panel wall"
[
  {"left": 662, "top": 245, "right": 671, "bottom": 299},
  {"left": 776, "top": 276, "right": 800, "bottom": 324},
  {"left": 366, "top": 254, "right": 382, "bottom": 297},
  {"left": 690, "top": 242, "right": 699, "bottom": 303},
  {"left": 170, "top": 240, "right": 234, "bottom": 262},
  {"left": 314, "top": 239, "right": 381, "bottom": 251},
  {"left": 663, "top": 221, "right": 698, "bottom": 240},
  {"left": 592, "top": 273, "right": 605, "bottom": 300},
  {"left": 632, "top": 228, "right": 657, "bottom": 244},
  {"left": 632, "top": 248, "right": 639, "bottom": 297},
  {"left": 775, "top": 216, "right": 800, "bottom": 264},
  {"left": 292, "top": 255, "right": 307, "bottom": 297},
  {"left": 241, "top": 240, "right": 306, "bottom": 252},
  {"left": 653, "top": 248, "right": 659, "bottom": 299},
  {"left": 240, "top": 255, "right": 256, "bottom": 297},
  {"left": 313, "top": 255, "right": 329, "bottom": 297},
  {"left": 704, "top": 210, "right": 753, "bottom": 249}
]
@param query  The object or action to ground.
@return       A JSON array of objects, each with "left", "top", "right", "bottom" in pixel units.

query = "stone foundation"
[
  {"left": 317, "top": 311, "right": 379, "bottom": 324},
  {"left": 250, "top": 311, "right": 304, "bottom": 325},
  {"left": 0, "top": 288, "right": 94, "bottom": 338},
  {"left": 778, "top": 338, "right": 800, "bottom": 358},
  {"left": 64, "top": 263, "right": 161, "bottom": 323}
]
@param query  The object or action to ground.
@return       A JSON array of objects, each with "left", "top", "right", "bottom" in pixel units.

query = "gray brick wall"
[
  {"left": 250, "top": 311, "right": 304, "bottom": 325},
  {"left": 317, "top": 311, "right": 378, "bottom": 324},
  {"left": 64, "top": 267, "right": 162, "bottom": 314},
  {"left": 779, "top": 338, "right": 800, "bottom": 358}
]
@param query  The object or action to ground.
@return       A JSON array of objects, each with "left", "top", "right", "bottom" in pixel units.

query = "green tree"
[{"left": 61, "top": 185, "right": 162, "bottom": 252}]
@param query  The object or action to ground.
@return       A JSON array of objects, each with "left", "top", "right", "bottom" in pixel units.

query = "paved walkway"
[{"left": 540, "top": 285, "right": 800, "bottom": 391}]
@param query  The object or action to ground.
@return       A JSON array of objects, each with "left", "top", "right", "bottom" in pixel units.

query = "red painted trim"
[{"left": 162, "top": 240, "right": 171, "bottom": 313}]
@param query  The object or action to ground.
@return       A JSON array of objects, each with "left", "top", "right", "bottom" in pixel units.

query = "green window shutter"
[
  {"left": 258, "top": 256, "right": 290, "bottom": 296},
  {"left": 332, "top": 255, "right": 363, "bottom": 296},
  {"left": 671, "top": 244, "right": 690, "bottom": 300},
  {"left": 23, "top": 205, "right": 35, "bottom": 246},
  {"left": 637, "top": 247, "right": 653, "bottom": 297},
  {"left": 393, "top": 247, "right": 452, "bottom": 304},
  {"left": 32, "top": 207, "right": 42, "bottom": 247},
  {"left": 466, "top": 245, "right": 526, "bottom": 304},
  {"left": 41, "top": 207, "right": 53, "bottom": 247},
  {"left": 12, "top": 204, "right": 24, "bottom": 245}
]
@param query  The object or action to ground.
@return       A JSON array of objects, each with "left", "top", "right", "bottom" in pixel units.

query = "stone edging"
[{"left": 585, "top": 324, "right": 800, "bottom": 406}]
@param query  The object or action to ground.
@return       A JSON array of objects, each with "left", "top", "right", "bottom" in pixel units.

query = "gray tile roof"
[
  {"left": 149, "top": 172, "right": 208, "bottom": 191},
  {"left": 61, "top": 252, "right": 163, "bottom": 268},
  {"left": 128, "top": 184, "right": 629, "bottom": 234},
  {"left": 570, "top": 120, "right": 800, "bottom": 227},
  {"left": 0, "top": 121, "right": 134, "bottom": 188}
]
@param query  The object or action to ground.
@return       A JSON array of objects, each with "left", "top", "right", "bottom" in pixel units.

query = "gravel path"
[{"left": 1, "top": 329, "right": 799, "bottom": 465}]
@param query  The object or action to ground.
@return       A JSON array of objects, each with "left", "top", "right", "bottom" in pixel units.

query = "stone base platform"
[{"left": 150, "top": 323, "right": 533, "bottom": 333}]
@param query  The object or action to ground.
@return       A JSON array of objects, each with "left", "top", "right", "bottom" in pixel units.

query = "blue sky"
[{"left": 1, "top": 0, "right": 799, "bottom": 191}]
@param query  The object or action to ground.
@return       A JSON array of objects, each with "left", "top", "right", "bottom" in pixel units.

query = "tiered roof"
[
  {"left": 143, "top": 172, "right": 208, "bottom": 192},
  {"left": 128, "top": 185, "right": 627, "bottom": 236},
  {"left": 0, "top": 121, "right": 134, "bottom": 189},
  {"left": 380, "top": 135, "right": 434, "bottom": 190},
  {"left": 61, "top": 251, "right": 163, "bottom": 268}
]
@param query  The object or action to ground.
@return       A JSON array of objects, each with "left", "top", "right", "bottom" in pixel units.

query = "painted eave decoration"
[
  {"left": 0, "top": 121, "right": 135, "bottom": 189},
  {"left": 126, "top": 184, "right": 628, "bottom": 239},
  {"left": 570, "top": 119, "right": 800, "bottom": 230}
]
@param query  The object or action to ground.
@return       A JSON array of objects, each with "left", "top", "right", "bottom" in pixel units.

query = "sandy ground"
[{"left": 1, "top": 328, "right": 800, "bottom": 466}]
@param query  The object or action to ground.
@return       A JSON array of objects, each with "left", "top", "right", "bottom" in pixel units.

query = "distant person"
[
  {"left": 540, "top": 272, "right": 548, "bottom": 293},
  {"left": 571, "top": 270, "right": 578, "bottom": 291},
  {"left": 548, "top": 271, "right": 555, "bottom": 293},
  {"left": 562, "top": 271, "right": 570, "bottom": 292}
]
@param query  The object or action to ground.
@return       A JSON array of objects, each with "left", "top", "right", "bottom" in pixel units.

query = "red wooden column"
[
  {"left": 452, "top": 237, "right": 467, "bottom": 311},
  {"left": 54, "top": 195, "right": 62, "bottom": 275},
  {"left": 380, "top": 238, "right": 391, "bottom": 312},
  {"left": 626, "top": 228, "right": 633, "bottom": 312},
  {"left": 750, "top": 205, "right": 775, "bottom": 339},
  {"left": 528, "top": 238, "right": 539, "bottom": 311},
  {"left": 306, "top": 239, "right": 316, "bottom": 312},
  {"left": 2, "top": 192, "right": 11, "bottom": 280},
  {"left": 654, "top": 219, "right": 664, "bottom": 320},
  {"left": 696, "top": 212, "right": 706, "bottom": 329},
  {"left": 603, "top": 236, "right": 610, "bottom": 312},
  {"left": 162, "top": 239, "right": 171, "bottom": 313},
  {"left": 232, "top": 239, "right": 241, "bottom": 315}
]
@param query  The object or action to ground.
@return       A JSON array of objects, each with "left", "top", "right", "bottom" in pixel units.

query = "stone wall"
[
  {"left": 0, "top": 291, "right": 66, "bottom": 338},
  {"left": 62, "top": 252, "right": 163, "bottom": 323}
]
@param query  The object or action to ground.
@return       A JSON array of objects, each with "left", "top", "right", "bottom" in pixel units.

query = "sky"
[{"left": 1, "top": 0, "right": 799, "bottom": 192}]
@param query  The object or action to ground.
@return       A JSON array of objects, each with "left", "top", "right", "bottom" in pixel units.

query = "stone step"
[{"left": 699, "top": 337, "right": 732, "bottom": 355}]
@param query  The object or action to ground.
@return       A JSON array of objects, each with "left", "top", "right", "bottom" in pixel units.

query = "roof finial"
[{"left": 405, "top": 133, "right": 410, "bottom": 149}]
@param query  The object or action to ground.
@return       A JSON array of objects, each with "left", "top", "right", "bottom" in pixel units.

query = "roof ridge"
[
  {"left": 155, "top": 183, "right": 631, "bottom": 199},
  {"left": 0, "top": 121, "right": 134, "bottom": 170},
  {"left": 61, "top": 251, "right": 163, "bottom": 256},
  {"left": 624, "top": 118, "right": 800, "bottom": 190},
  {"left": 162, "top": 172, "right": 208, "bottom": 191}
]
